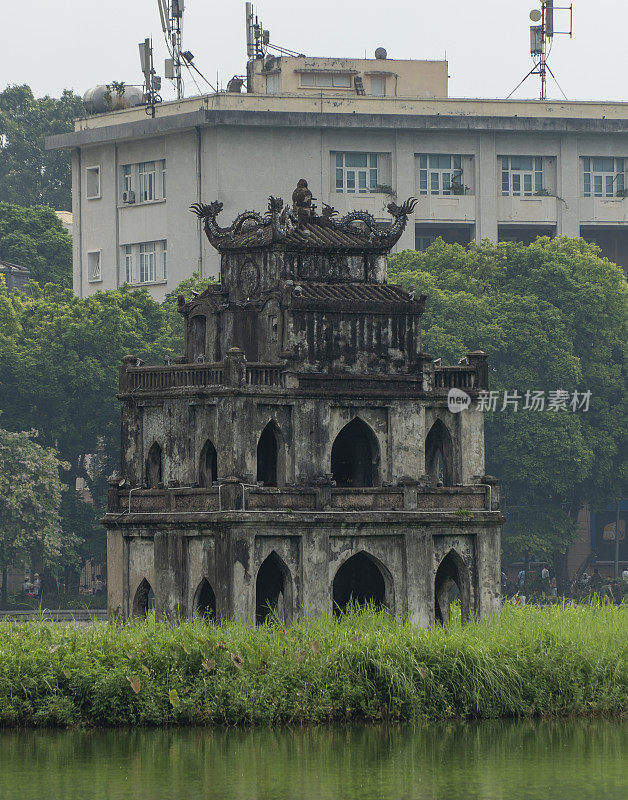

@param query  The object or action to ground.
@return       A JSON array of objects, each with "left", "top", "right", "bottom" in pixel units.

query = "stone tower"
[{"left": 104, "top": 182, "right": 502, "bottom": 625}]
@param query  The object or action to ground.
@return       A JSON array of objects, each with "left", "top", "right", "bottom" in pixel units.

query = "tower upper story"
[{"left": 183, "top": 181, "right": 426, "bottom": 374}]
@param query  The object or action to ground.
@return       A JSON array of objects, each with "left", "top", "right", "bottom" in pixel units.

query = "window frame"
[
  {"left": 334, "top": 152, "right": 380, "bottom": 194},
  {"left": 124, "top": 245, "right": 133, "bottom": 284},
  {"left": 500, "top": 156, "right": 544, "bottom": 197},
  {"left": 85, "top": 166, "right": 101, "bottom": 200},
  {"left": 300, "top": 72, "right": 353, "bottom": 89},
  {"left": 582, "top": 156, "right": 625, "bottom": 198},
  {"left": 265, "top": 73, "right": 280, "bottom": 94},
  {"left": 370, "top": 76, "right": 386, "bottom": 96},
  {"left": 138, "top": 242, "right": 156, "bottom": 284},
  {"left": 418, "top": 154, "right": 464, "bottom": 196},
  {"left": 87, "top": 249, "right": 102, "bottom": 282}
]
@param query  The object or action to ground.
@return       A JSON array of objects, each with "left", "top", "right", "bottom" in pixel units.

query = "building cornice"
[{"left": 46, "top": 97, "right": 628, "bottom": 151}]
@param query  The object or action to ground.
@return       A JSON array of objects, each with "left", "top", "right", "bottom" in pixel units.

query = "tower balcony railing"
[
  {"left": 118, "top": 350, "right": 489, "bottom": 394},
  {"left": 109, "top": 483, "right": 498, "bottom": 515}
]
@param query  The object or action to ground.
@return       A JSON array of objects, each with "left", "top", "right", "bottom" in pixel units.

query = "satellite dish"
[{"left": 529, "top": 9, "right": 542, "bottom": 21}]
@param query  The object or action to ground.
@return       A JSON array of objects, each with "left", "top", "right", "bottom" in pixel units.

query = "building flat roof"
[{"left": 46, "top": 93, "right": 628, "bottom": 151}]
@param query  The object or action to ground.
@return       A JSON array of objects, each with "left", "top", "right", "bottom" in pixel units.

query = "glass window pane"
[
  {"left": 594, "top": 175, "right": 603, "bottom": 196},
  {"left": 582, "top": 157, "right": 590, "bottom": 171},
  {"left": 535, "top": 172, "right": 543, "bottom": 192},
  {"left": 369, "top": 153, "right": 378, "bottom": 168},
  {"left": 583, "top": 173, "right": 591, "bottom": 195},
  {"left": 430, "top": 173, "right": 439, "bottom": 193},
  {"left": 419, "top": 155, "right": 427, "bottom": 169},
  {"left": 592, "top": 157, "right": 613, "bottom": 172},
  {"left": 534, "top": 158, "right": 542, "bottom": 171},
  {"left": 442, "top": 173, "right": 451, "bottom": 193},
  {"left": 429, "top": 155, "right": 439, "bottom": 168},
  {"left": 333, "top": 74, "right": 351, "bottom": 87},
  {"left": 336, "top": 168, "right": 343, "bottom": 189},
  {"left": 502, "top": 172, "right": 509, "bottom": 193},
  {"left": 606, "top": 175, "right": 614, "bottom": 195},
  {"left": 512, "top": 174, "right": 521, "bottom": 194},
  {"left": 524, "top": 174, "right": 532, "bottom": 194},
  {"left": 346, "top": 153, "right": 368, "bottom": 168},
  {"left": 347, "top": 171, "right": 355, "bottom": 191},
  {"left": 453, "top": 156, "right": 461, "bottom": 169},
  {"left": 301, "top": 73, "right": 315, "bottom": 86},
  {"left": 419, "top": 171, "right": 427, "bottom": 191},
  {"left": 336, "top": 153, "right": 343, "bottom": 167},
  {"left": 315, "top": 73, "right": 333, "bottom": 87},
  {"left": 617, "top": 174, "right": 624, "bottom": 193},
  {"left": 358, "top": 172, "right": 367, "bottom": 189},
  {"left": 617, "top": 158, "right": 624, "bottom": 171},
  {"left": 369, "top": 168, "right": 377, "bottom": 187}
]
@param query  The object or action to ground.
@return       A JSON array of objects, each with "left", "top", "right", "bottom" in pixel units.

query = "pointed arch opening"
[
  {"left": 145, "top": 442, "right": 163, "bottom": 488},
  {"left": 255, "top": 551, "right": 293, "bottom": 624},
  {"left": 190, "top": 314, "right": 207, "bottom": 362},
  {"left": 193, "top": 578, "right": 216, "bottom": 618},
  {"left": 425, "top": 419, "right": 455, "bottom": 487},
  {"left": 199, "top": 440, "right": 218, "bottom": 487},
  {"left": 132, "top": 578, "right": 155, "bottom": 617},
  {"left": 434, "top": 550, "right": 470, "bottom": 625},
  {"left": 331, "top": 418, "right": 380, "bottom": 487},
  {"left": 256, "top": 421, "right": 285, "bottom": 487},
  {"left": 332, "top": 551, "right": 393, "bottom": 615}
]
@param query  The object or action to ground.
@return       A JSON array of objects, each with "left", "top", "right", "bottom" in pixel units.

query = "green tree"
[
  {"left": 389, "top": 237, "right": 627, "bottom": 580},
  {"left": 0, "top": 85, "right": 83, "bottom": 210},
  {"left": 0, "top": 203, "right": 72, "bottom": 286},
  {"left": 0, "top": 429, "right": 71, "bottom": 600}
]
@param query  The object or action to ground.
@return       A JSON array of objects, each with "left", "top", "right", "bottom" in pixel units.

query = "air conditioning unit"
[{"left": 122, "top": 190, "right": 136, "bottom": 204}]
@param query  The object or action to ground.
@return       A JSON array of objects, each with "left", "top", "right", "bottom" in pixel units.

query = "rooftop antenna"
[
  {"left": 158, "top": 1, "right": 185, "bottom": 99},
  {"left": 245, "top": 2, "right": 270, "bottom": 61},
  {"left": 507, "top": 1, "right": 573, "bottom": 100},
  {"left": 139, "top": 38, "right": 162, "bottom": 117}
]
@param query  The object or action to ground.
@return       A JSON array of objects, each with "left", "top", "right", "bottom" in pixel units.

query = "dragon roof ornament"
[{"left": 190, "top": 178, "right": 417, "bottom": 253}]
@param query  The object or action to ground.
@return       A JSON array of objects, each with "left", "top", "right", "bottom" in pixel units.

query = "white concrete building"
[{"left": 47, "top": 54, "right": 628, "bottom": 300}]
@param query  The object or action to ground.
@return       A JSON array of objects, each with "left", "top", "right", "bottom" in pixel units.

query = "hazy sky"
[{"left": 2, "top": 0, "right": 627, "bottom": 103}]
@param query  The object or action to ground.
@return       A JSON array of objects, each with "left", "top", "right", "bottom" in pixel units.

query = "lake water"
[{"left": 0, "top": 719, "right": 626, "bottom": 799}]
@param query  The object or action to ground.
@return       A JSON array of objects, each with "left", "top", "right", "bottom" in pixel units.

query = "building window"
[
  {"left": 266, "top": 73, "right": 279, "bottom": 94},
  {"left": 582, "top": 157, "right": 625, "bottom": 197},
  {"left": 87, "top": 250, "right": 101, "bottom": 282},
  {"left": 138, "top": 161, "right": 156, "bottom": 202},
  {"left": 124, "top": 245, "right": 133, "bottom": 283},
  {"left": 121, "top": 160, "right": 166, "bottom": 203},
  {"left": 370, "top": 76, "right": 386, "bottom": 96},
  {"left": 301, "top": 72, "right": 352, "bottom": 88},
  {"left": 86, "top": 166, "right": 101, "bottom": 199},
  {"left": 418, "top": 155, "right": 463, "bottom": 195},
  {"left": 335, "top": 152, "right": 379, "bottom": 193},
  {"left": 123, "top": 164, "right": 132, "bottom": 193},
  {"left": 162, "top": 242, "right": 167, "bottom": 280},
  {"left": 139, "top": 242, "right": 156, "bottom": 283},
  {"left": 501, "top": 156, "right": 543, "bottom": 196},
  {"left": 416, "top": 234, "right": 437, "bottom": 251}
]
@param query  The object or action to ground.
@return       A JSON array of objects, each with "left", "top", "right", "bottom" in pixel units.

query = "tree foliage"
[
  {"left": 0, "top": 202, "right": 72, "bottom": 287},
  {"left": 0, "top": 429, "right": 72, "bottom": 595},
  {"left": 0, "top": 85, "right": 82, "bottom": 211},
  {"left": 389, "top": 237, "right": 628, "bottom": 565}
]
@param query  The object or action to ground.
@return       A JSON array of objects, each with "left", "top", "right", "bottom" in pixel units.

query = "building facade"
[
  {"left": 103, "top": 184, "right": 502, "bottom": 624},
  {"left": 47, "top": 54, "right": 628, "bottom": 301}
]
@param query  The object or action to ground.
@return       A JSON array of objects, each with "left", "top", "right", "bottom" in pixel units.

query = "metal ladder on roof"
[{"left": 354, "top": 76, "right": 366, "bottom": 95}]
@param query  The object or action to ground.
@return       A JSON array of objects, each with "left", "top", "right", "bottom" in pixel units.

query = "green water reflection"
[{"left": 0, "top": 719, "right": 626, "bottom": 799}]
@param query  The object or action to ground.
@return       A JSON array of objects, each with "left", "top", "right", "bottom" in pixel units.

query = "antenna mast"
[
  {"left": 158, "top": 0, "right": 185, "bottom": 99},
  {"left": 508, "top": 2, "right": 573, "bottom": 100}
]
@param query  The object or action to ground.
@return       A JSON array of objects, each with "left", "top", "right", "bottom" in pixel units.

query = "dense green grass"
[{"left": 0, "top": 603, "right": 625, "bottom": 727}]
